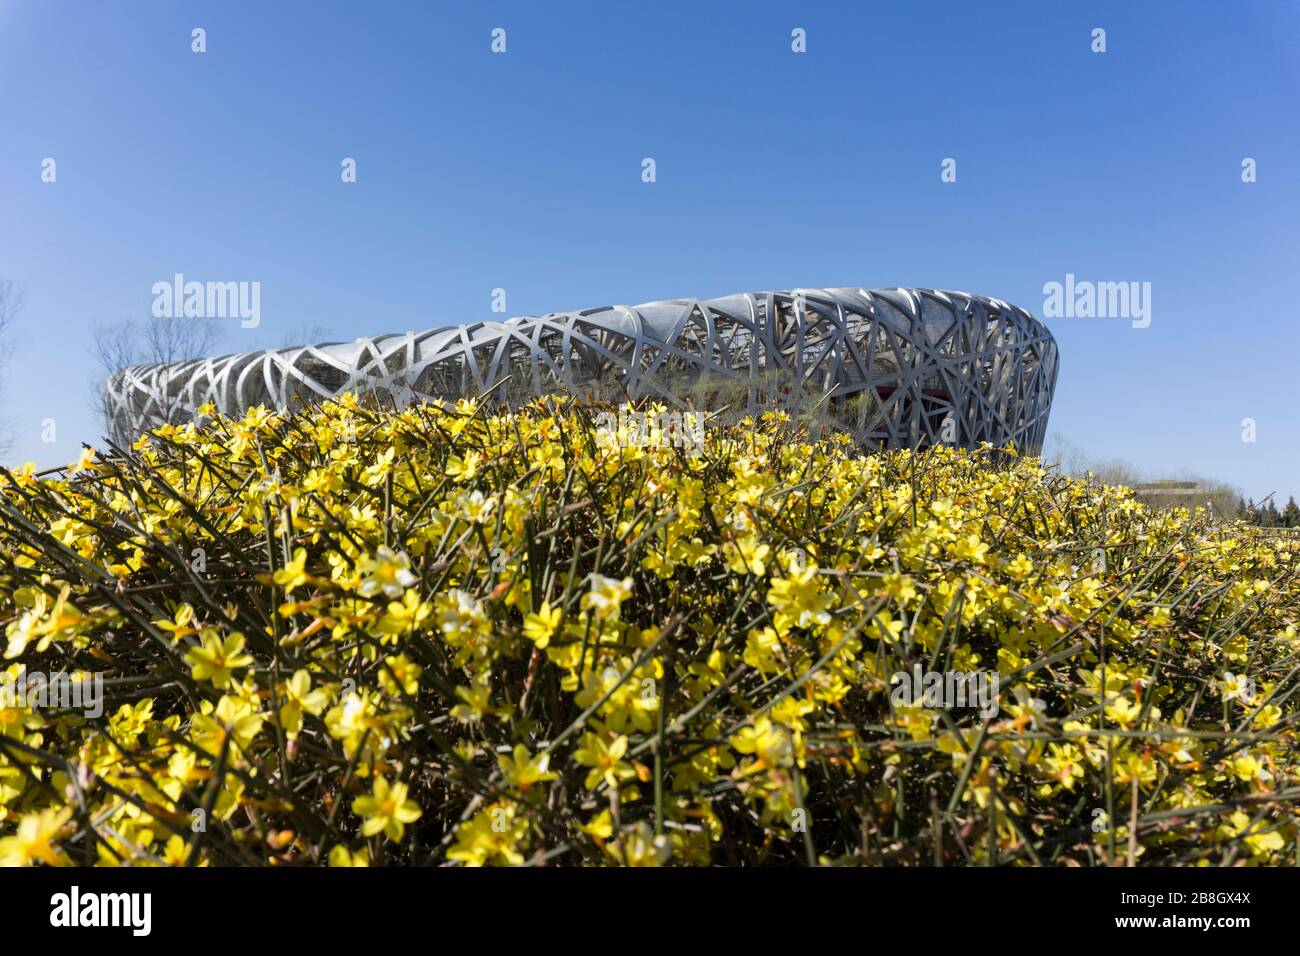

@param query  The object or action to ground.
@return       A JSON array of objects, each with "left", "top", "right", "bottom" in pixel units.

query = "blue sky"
[{"left": 2, "top": 1, "right": 1298, "bottom": 502}]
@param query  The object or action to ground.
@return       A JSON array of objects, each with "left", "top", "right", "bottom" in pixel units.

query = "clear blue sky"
[{"left": 2, "top": 1, "right": 1298, "bottom": 502}]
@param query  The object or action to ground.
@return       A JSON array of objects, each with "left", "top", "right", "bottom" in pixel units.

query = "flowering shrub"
[{"left": 0, "top": 395, "right": 1298, "bottom": 866}]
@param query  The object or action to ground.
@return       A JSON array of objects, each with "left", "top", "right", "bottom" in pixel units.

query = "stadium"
[{"left": 104, "top": 286, "right": 1059, "bottom": 452}]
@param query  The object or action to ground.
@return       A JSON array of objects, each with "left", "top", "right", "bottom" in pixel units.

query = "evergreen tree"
[{"left": 1284, "top": 497, "right": 1300, "bottom": 529}]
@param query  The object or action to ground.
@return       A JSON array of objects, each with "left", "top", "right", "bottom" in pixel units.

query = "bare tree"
[
  {"left": 0, "top": 282, "right": 24, "bottom": 454},
  {"left": 91, "top": 316, "right": 225, "bottom": 437},
  {"left": 0, "top": 281, "right": 21, "bottom": 335},
  {"left": 1044, "top": 432, "right": 1241, "bottom": 519},
  {"left": 269, "top": 324, "right": 332, "bottom": 349}
]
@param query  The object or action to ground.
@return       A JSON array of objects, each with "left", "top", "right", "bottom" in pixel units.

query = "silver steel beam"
[{"left": 104, "top": 287, "right": 1058, "bottom": 453}]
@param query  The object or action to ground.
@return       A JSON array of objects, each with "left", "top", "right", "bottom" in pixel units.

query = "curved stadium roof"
[{"left": 104, "top": 286, "right": 1059, "bottom": 453}]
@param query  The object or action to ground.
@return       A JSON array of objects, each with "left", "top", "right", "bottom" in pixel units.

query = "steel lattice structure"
[{"left": 104, "top": 287, "right": 1059, "bottom": 452}]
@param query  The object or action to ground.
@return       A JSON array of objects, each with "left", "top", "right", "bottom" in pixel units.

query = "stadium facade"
[{"left": 104, "top": 287, "right": 1059, "bottom": 453}]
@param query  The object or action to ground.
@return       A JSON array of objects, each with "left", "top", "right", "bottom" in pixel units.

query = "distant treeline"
[{"left": 1237, "top": 497, "right": 1300, "bottom": 528}]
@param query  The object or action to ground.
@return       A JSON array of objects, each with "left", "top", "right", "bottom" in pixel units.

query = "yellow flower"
[
  {"left": 278, "top": 669, "right": 331, "bottom": 738},
  {"left": 498, "top": 744, "right": 558, "bottom": 794},
  {"left": 1005, "top": 554, "right": 1034, "bottom": 579},
  {"left": 0, "top": 807, "right": 72, "bottom": 866},
  {"left": 767, "top": 566, "right": 834, "bottom": 629},
  {"left": 9, "top": 392, "right": 1300, "bottom": 868},
  {"left": 879, "top": 572, "right": 918, "bottom": 605},
  {"left": 185, "top": 631, "right": 253, "bottom": 689},
  {"left": 582, "top": 574, "right": 632, "bottom": 621},
  {"left": 328, "top": 844, "right": 371, "bottom": 867},
  {"left": 161, "top": 834, "right": 195, "bottom": 866},
  {"left": 457, "top": 489, "right": 497, "bottom": 524},
  {"left": 1221, "top": 672, "right": 1256, "bottom": 705},
  {"left": 155, "top": 603, "right": 198, "bottom": 643},
  {"left": 523, "top": 600, "right": 561, "bottom": 649},
  {"left": 379, "top": 653, "right": 421, "bottom": 697},
  {"left": 579, "top": 809, "right": 614, "bottom": 842},
  {"left": 446, "top": 452, "right": 480, "bottom": 482},
  {"left": 573, "top": 732, "right": 636, "bottom": 791},
  {"left": 723, "top": 534, "right": 770, "bottom": 576},
  {"left": 378, "top": 589, "right": 432, "bottom": 640},
  {"left": 606, "top": 821, "right": 671, "bottom": 866},
  {"left": 68, "top": 446, "right": 97, "bottom": 475},
  {"left": 357, "top": 546, "right": 417, "bottom": 599},
  {"left": 743, "top": 626, "right": 785, "bottom": 675},
  {"left": 1104, "top": 694, "right": 1141, "bottom": 728},
  {"left": 949, "top": 534, "right": 989, "bottom": 564},
  {"left": 191, "top": 694, "right": 265, "bottom": 755},
  {"left": 1223, "top": 810, "right": 1286, "bottom": 858},
  {"left": 4, "top": 585, "right": 84, "bottom": 659},
  {"left": 450, "top": 682, "right": 493, "bottom": 723},
  {"left": 352, "top": 777, "right": 422, "bottom": 842},
  {"left": 447, "top": 802, "right": 526, "bottom": 866},
  {"left": 731, "top": 717, "right": 793, "bottom": 772},
  {"left": 865, "top": 610, "right": 905, "bottom": 644},
  {"left": 273, "top": 547, "right": 310, "bottom": 591}
]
